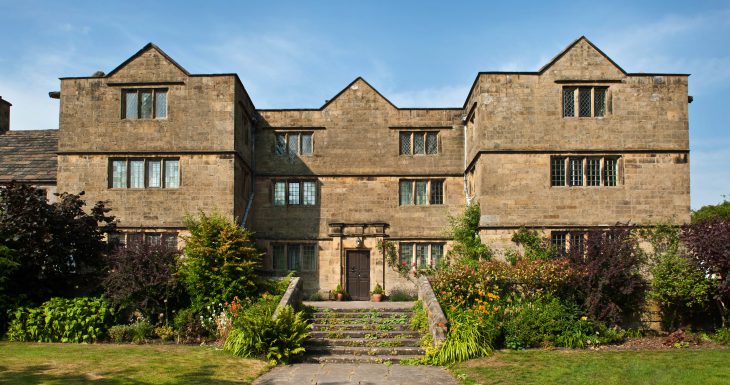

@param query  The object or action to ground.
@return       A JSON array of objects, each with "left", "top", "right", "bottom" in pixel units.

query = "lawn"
[
  {"left": 0, "top": 342, "right": 268, "bottom": 385},
  {"left": 451, "top": 349, "right": 730, "bottom": 385}
]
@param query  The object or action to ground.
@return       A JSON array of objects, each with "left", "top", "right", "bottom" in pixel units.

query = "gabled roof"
[
  {"left": 538, "top": 36, "right": 627, "bottom": 75},
  {"left": 0, "top": 129, "right": 58, "bottom": 183},
  {"left": 105, "top": 42, "right": 190, "bottom": 78},
  {"left": 321, "top": 77, "right": 398, "bottom": 110}
]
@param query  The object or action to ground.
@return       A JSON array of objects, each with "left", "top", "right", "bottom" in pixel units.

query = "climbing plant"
[{"left": 378, "top": 240, "right": 411, "bottom": 278}]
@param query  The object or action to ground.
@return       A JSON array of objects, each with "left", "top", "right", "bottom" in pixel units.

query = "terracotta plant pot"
[
  {"left": 371, "top": 293, "right": 383, "bottom": 302},
  {"left": 336, "top": 293, "right": 344, "bottom": 301}
]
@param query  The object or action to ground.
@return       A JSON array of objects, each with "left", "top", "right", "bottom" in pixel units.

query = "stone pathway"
[{"left": 252, "top": 363, "right": 461, "bottom": 385}]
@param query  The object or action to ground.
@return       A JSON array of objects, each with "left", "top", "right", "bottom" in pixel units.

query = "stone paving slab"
[
  {"left": 304, "top": 301, "right": 415, "bottom": 310},
  {"left": 252, "top": 363, "right": 460, "bottom": 385}
]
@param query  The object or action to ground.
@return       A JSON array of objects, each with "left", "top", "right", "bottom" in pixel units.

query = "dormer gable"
[
  {"left": 106, "top": 43, "right": 189, "bottom": 83},
  {"left": 321, "top": 77, "right": 397, "bottom": 111},
  {"left": 539, "top": 36, "right": 626, "bottom": 80}
]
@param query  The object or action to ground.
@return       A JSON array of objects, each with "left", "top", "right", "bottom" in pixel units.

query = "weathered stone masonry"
[{"left": 3, "top": 36, "right": 689, "bottom": 298}]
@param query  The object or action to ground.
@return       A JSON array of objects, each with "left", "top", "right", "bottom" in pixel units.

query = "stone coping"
[
  {"left": 303, "top": 301, "right": 415, "bottom": 310},
  {"left": 417, "top": 275, "right": 448, "bottom": 346}
]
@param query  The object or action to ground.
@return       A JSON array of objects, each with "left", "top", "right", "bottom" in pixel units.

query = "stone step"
[
  {"left": 311, "top": 310, "right": 411, "bottom": 318},
  {"left": 306, "top": 337, "right": 421, "bottom": 347},
  {"left": 304, "top": 354, "right": 423, "bottom": 364},
  {"left": 309, "top": 330, "right": 421, "bottom": 339},
  {"left": 306, "top": 345, "right": 425, "bottom": 356},
  {"left": 311, "top": 323, "right": 412, "bottom": 331},
  {"left": 311, "top": 315, "right": 411, "bottom": 322}
]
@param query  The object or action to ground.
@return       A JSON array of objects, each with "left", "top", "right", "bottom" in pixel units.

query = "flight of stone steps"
[{"left": 304, "top": 303, "right": 425, "bottom": 364}]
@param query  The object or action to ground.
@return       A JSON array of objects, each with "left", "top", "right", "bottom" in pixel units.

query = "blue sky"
[{"left": 0, "top": 1, "right": 728, "bottom": 209}]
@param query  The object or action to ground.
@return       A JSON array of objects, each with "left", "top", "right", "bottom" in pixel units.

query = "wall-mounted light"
[{"left": 356, "top": 237, "right": 364, "bottom": 248}]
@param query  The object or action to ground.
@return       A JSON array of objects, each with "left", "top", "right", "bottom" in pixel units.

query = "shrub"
[
  {"left": 503, "top": 295, "right": 580, "bottom": 349},
  {"left": 155, "top": 325, "right": 175, "bottom": 342},
  {"left": 569, "top": 226, "right": 647, "bottom": 325},
  {"left": 0, "top": 244, "right": 18, "bottom": 333},
  {"left": 447, "top": 203, "right": 491, "bottom": 263},
  {"left": 0, "top": 182, "right": 116, "bottom": 303},
  {"left": 692, "top": 198, "right": 730, "bottom": 223},
  {"left": 224, "top": 302, "right": 311, "bottom": 365},
  {"left": 108, "top": 324, "right": 132, "bottom": 343},
  {"left": 388, "top": 288, "right": 416, "bottom": 302},
  {"left": 423, "top": 309, "right": 495, "bottom": 364},
  {"left": 103, "top": 242, "right": 182, "bottom": 324},
  {"left": 713, "top": 327, "right": 730, "bottom": 346},
  {"left": 173, "top": 307, "right": 207, "bottom": 343},
  {"left": 682, "top": 217, "right": 730, "bottom": 327},
  {"left": 6, "top": 296, "right": 114, "bottom": 343},
  {"left": 129, "top": 320, "right": 154, "bottom": 344},
  {"left": 179, "top": 212, "right": 263, "bottom": 313},
  {"left": 510, "top": 227, "right": 556, "bottom": 261}
]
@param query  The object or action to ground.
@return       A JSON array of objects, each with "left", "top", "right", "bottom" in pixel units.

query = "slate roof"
[{"left": 0, "top": 129, "right": 58, "bottom": 183}]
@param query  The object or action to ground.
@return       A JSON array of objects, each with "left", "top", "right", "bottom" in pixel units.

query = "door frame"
[{"left": 345, "top": 249, "right": 371, "bottom": 300}]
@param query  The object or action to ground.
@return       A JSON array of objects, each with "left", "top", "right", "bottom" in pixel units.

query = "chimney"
[{"left": 0, "top": 96, "right": 10, "bottom": 132}]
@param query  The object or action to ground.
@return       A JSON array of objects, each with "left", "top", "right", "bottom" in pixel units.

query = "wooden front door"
[{"left": 346, "top": 250, "right": 370, "bottom": 300}]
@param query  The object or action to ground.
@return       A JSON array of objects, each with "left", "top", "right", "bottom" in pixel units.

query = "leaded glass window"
[
  {"left": 288, "top": 181, "right": 300, "bottom": 205},
  {"left": 604, "top": 158, "right": 618, "bottom": 186},
  {"left": 579, "top": 87, "right": 592, "bottom": 117},
  {"left": 551, "top": 232, "right": 567, "bottom": 255},
  {"left": 163, "top": 234, "right": 178, "bottom": 249},
  {"left": 415, "top": 180, "right": 428, "bottom": 205},
  {"left": 416, "top": 244, "right": 429, "bottom": 268},
  {"left": 146, "top": 233, "right": 162, "bottom": 246},
  {"left": 431, "top": 244, "right": 444, "bottom": 267},
  {"left": 275, "top": 134, "right": 286, "bottom": 155},
  {"left": 399, "top": 243, "right": 413, "bottom": 265},
  {"left": 570, "top": 232, "right": 586, "bottom": 256},
  {"left": 551, "top": 157, "right": 566, "bottom": 186},
  {"left": 124, "top": 91, "right": 138, "bottom": 119},
  {"left": 148, "top": 160, "right": 161, "bottom": 188},
  {"left": 301, "top": 133, "right": 313, "bottom": 155},
  {"left": 130, "top": 160, "right": 145, "bottom": 188},
  {"left": 400, "top": 132, "right": 411, "bottom": 155},
  {"left": 273, "top": 244, "right": 285, "bottom": 270},
  {"left": 273, "top": 182, "right": 286, "bottom": 206},
  {"left": 303, "top": 181, "right": 316, "bottom": 205},
  {"left": 430, "top": 180, "right": 444, "bottom": 205},
  {"left": 563, "top": 87, "right": 575, "bottom": 117},
  {"left": 569, "top": 158, "right": 583, "bottom": 186},
  {"left": 302, "top": 244, "right": 316, "bottom": 271},
  {"left": 287, "top": 133, "right": 298, "bottom": 156},
  {"left": 586, "top": 158, "right": 601, "bottom": 186},
  {"left": 399, "top": 180, "right": 413, "bottom": 205},
  {"left": 594, "top": 87, "right": 606, "bottom": 117},
  {"left": 164, "top": 160, "right": 179, "bottom": 188},
  {"left": 413, "top": 133, "right": 425, "bottom": 155},
  {"left": 112, "top": 160, "right": 127, "bottom": 188},
  {"left": 140, "top": 91, "right": 153, "bottom": 119},
  {"left": 155, "top": 90, "right": 167, "bottom": 118},
  {"left": 287, "top": 244, "right": 301, "bottom": 271},
  {"left": 426, "top": 133, "right": 438, "bottom": 154}
]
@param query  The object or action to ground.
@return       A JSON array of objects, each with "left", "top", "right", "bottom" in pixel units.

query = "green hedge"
[{"left": 6, "top": 296, "right": 114, "bottom": 343}]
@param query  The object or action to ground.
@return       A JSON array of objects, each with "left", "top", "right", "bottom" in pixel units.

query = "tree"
[
  {"left": 691, "top": 196, "right": 730, "bottom": 224},
  {"left": 447, "top": 203, "right": 491, "bottom": 263},
  {"left": 178, "top": 212, "right": 263, "bottom": 312},
  {"left": 0, "top": 182, "right": 116, "bottom": 303},
  {"left": 103, "top": 243, "right": 182, "bottom": 324},
  {"left": 682, "top": 217, "right": 730, "bottom": 327},
  {"left": 569, "top": 226, "right": 647, "bottom": 325}
]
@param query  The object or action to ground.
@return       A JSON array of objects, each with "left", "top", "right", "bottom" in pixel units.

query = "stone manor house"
[{"left": 0, "top": 37, "right": 690, "bottom": 299}]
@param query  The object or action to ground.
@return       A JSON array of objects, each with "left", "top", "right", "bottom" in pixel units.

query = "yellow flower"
[{"left": 581, "top": 316, "right": 588, "bottom": 321}]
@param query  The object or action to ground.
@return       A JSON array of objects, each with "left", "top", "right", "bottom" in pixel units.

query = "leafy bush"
[
  {"left": 155, "top": 325, "right": 175, "bottom": 342},
  {"left": 224, "top": 302, "right": 311, "bottom": 365},
  {"left": 6, "top": 296, "right": 114, "bottom": 343},
  {"left": 447, "top": 203, "right": 491, "bottom": 263},
  {"left": 179, "top": 212, "right": 263, "bottom": 313},
  {"left": 108, "top": 324, "right": 132, "bottom": 343},
  {"left": 503, "top": 295, "right": 580, "bottom": 349},
  {"left": 713, "top": 327, "right": 730, "bottom": 346},
  {"left": 0, "top": 182, "right": 116, "bottom": 303},
  {"left": 569, "top": 226, "right": 647, "bottom": 325},
  {"left": 682, "top": 217, "right": 730, "bottom": 327},
  {"left": 422, "top": 309, "right": 495, "bottom": 364},
  {"left": 173, "top": 307, "right": 207, "bottom": 343},
  {"left": 388, "top": 288, "right": 416, "bottom": 302},
  {"left": 0, "top": 244, "right": 18, "bottom": 333},
  {"left": 129, "top": 320, "right": 154, "bottom": 344},
  {"left": 103, "top": 242, "right": 182, "bottom": 324},
  {"left": 692, "top": 198, "right": 730, "bottom": 223},
  {"left": 643, "top": 225, "right": 714, "bottom": 329},
  {"left": 510, "top": 227, "right": 556, "bottom": 261}
]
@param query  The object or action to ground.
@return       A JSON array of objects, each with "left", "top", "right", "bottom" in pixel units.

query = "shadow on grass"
[{"left": 0, "top": 364, "right": 249, "bottom": 385}]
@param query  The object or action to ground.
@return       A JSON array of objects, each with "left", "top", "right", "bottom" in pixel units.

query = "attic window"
[
  {"left": 563, "top": 86, "right": 607, "bottom": 118},
  {"left": 123, "top": 89, "right": 167, "bottom": 119}
]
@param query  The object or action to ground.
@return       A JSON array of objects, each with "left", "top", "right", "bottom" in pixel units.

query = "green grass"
[
  {"left": 452, "top": 349, "right": 730, "bottom": 385},
  {"left": 0, "top": 342, "right": 268, "bottom": 384}
]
